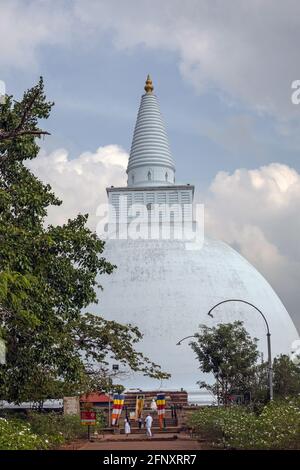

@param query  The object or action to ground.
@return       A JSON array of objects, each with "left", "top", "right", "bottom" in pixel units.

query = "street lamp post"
[{"left": 207, "top": 299, "right": 273, "bottom": 401}]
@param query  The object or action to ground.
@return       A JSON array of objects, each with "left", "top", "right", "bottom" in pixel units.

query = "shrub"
[
  {"left": 28, "top": 411, "right": 105, "bottom": 444},
  {"left": 0, "top": 416, "right": 52, "bottom": 450},
  {"left": 0, "top": 410, "right": 105, "bottom": 450},
  {"left": 28, "top": 412, "right": 86, "bottom": 445},
  {"left": 253, "top": 398, "right": 300, "bottom": 449},
  {"left": 188, "top": 405, "right": 250, "bottom": 445},
  {"left": 188, "top": 398, "right": 300, "bottom": 449}
]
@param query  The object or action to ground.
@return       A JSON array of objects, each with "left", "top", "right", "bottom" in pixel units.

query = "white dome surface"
[{"left": 96, "top": 237, "right": 299, "bottom": 391}]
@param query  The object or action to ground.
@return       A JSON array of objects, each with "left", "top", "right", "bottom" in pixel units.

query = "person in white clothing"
[
  {"left": 145, "top": 413, "right": 153, "bottom": 438},
  {"left": 150, "top": 399, "right": 157, "bottom": 411},
  {"left": 124, "top": 418, "right": 131, "bottom": 436}
]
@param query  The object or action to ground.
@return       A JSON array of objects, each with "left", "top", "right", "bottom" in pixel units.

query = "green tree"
[
  {"left": 247, "top": 360, "right": 269, "bottom": 408},
  {"left": 0, "top": 78, "right": 169, "bottom": 404},
  {"left": 191, "top": 321, "right": 259, "bottom": 404},
  {"left": 273, "top": 354, "right": 300, "bottom": 398},
  {"left": 246, "top": 354, "right": 300, "bottom": 407}
]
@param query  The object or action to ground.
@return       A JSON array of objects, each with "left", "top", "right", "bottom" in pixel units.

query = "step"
[
  {"left": 122, "top": 419, "right": 178, "bottom": 425},
  {"left": 91, "top": 435, "right": 179, "bottom": 443},
  {"left": 120, "top": 427, "right": 182, "bottom": 434}
]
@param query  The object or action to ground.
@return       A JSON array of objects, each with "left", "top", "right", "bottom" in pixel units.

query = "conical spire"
[{"left": 127, "top": 76, "right": 175, "bottom": 187}]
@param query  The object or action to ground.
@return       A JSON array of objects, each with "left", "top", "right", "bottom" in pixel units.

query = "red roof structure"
[{"left": 80, "top": 392, "right": 112, "bottom": 403}]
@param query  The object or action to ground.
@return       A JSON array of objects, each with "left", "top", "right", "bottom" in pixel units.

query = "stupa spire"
[{"left": 127, "top": 75, "right": 175, "bottom": 187}]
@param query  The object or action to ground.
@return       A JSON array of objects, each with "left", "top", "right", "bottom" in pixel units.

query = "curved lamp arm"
[
  {"left": 176, "top": 335, "right": 196, "bottom": 346},
  {"left": 207, "top": 299, "right": 270, "bottom": 335}
]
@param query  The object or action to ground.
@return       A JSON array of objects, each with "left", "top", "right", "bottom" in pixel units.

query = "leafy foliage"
[
  {"left": 0, "top": 78, "right": 169, "bottom": 404},
  {"left": 189, "top": 398, "right": 300, "bottom": 449},
  {"left": 0, "top": 411, "right": 101, "bottom": 450},
  {"left": 191, "top": 321, "right": 259, "bottom": 404},
  {"left": 0, "top": 77, "right": 51, "bottom": 145},
  {"left": 28, "top": 412, "right": 92, "bottom": 444},
  {"left": 0, "top": 416, "right": 53, "bottom": 450},
  {"left": 273, "top": 354, "right": 300, "bottom": 397}
]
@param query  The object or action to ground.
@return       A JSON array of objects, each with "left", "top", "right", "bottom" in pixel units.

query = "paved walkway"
[{"left": 78, "top": 434, "right": 203, "bottom": 450}]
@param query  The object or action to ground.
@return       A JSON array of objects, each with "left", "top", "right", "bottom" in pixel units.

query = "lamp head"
[{"left": 208, "top": 311, "right": 214, "bottom": 318}]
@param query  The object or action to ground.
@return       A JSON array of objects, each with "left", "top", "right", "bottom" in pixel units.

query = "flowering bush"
[
  {"left": 0, "top": 410, "right": 105, "bottom": 450},
  {"left": 189, "top": 398, "right": 300, "bottom": 449},
  {"left": 0, "top": 416, "right": 55, "bottom": 450},
  {"left": 188, "top": 405, "right": 251, "bottom": 445},
  {"left": 245, "top": 399, "right": 300, "bottom": 449}
]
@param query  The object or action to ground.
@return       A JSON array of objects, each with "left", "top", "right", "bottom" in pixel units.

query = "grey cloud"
[
  {"left": 205, "top": 162, "right": 300, "bottom": 330},
  {"left": 2, "top": 0, "right": 300, "bottom": 119}
]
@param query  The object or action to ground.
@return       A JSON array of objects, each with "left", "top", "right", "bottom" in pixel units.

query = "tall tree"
[
  {"left": 273, "top": 354, "right": 300, "bottom": 398},
  {"left": 0, "top": 78, "right": 169, "bottom": 403},
  {"left": 246, "top": 354, "right": 300, "bottom": 405},
  {"left": 191, "top": 321, "right": 259, "bottom": 404}
]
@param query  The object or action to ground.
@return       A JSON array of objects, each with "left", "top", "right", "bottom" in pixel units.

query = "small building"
[{"left": 80, "top": 392, "right": 113, "bottom": 408}]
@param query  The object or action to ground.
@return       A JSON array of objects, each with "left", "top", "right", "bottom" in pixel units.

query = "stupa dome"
[{"left": 98, "top": 237, "right": 299, "bottom": 392}]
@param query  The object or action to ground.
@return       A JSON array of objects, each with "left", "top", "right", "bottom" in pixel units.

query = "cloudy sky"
[{"left": 1, "top": 0, "right": 300, "bottom": 330}]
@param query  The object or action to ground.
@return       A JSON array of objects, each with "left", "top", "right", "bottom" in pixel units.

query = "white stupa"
[{"left": 97, "top": 76, "right": 299, "bottom": 399}]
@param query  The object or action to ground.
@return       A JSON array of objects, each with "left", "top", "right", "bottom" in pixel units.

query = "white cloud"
[
  {"left": 205, "top": 162, "right": 300, "bottom": 328},
  {"left": 2, "top": 0, "right": 300, "bottom": 119},
  {"left": 27, "top": 145, "right": 128, "bottom": 228},
  {"left": 73, "top": 0, "right": 300, "bottom": 119},
  {"left": 0, "top": 0, "right": 73, "bottom": 68}
]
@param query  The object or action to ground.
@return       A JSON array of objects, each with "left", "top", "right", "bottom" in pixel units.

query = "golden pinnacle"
[{"left": 144, "top": 74, "right": 154, "bottom": 93}]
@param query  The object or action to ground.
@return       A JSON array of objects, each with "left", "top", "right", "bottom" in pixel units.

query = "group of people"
[{"left": 124, "top": 413, "right": 153, "bottom": 438}]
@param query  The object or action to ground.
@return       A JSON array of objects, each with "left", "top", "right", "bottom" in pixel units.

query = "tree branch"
[
  {"left": 0, "top": 129, "right": 50, "bottom": 142},
  {"left": 0, "top": 84, "right": 51, "bottom": 143},
  {"left": 15, "top": 88, "right": 40, "bottom": 134}
]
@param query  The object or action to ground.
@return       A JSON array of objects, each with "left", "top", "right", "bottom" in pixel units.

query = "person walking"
[
  {"left": 145, "top": 413, "right": 153, "bottom": 438},
  {"left": 124, "top": 418, "right": 131, "bottom": 437}
]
